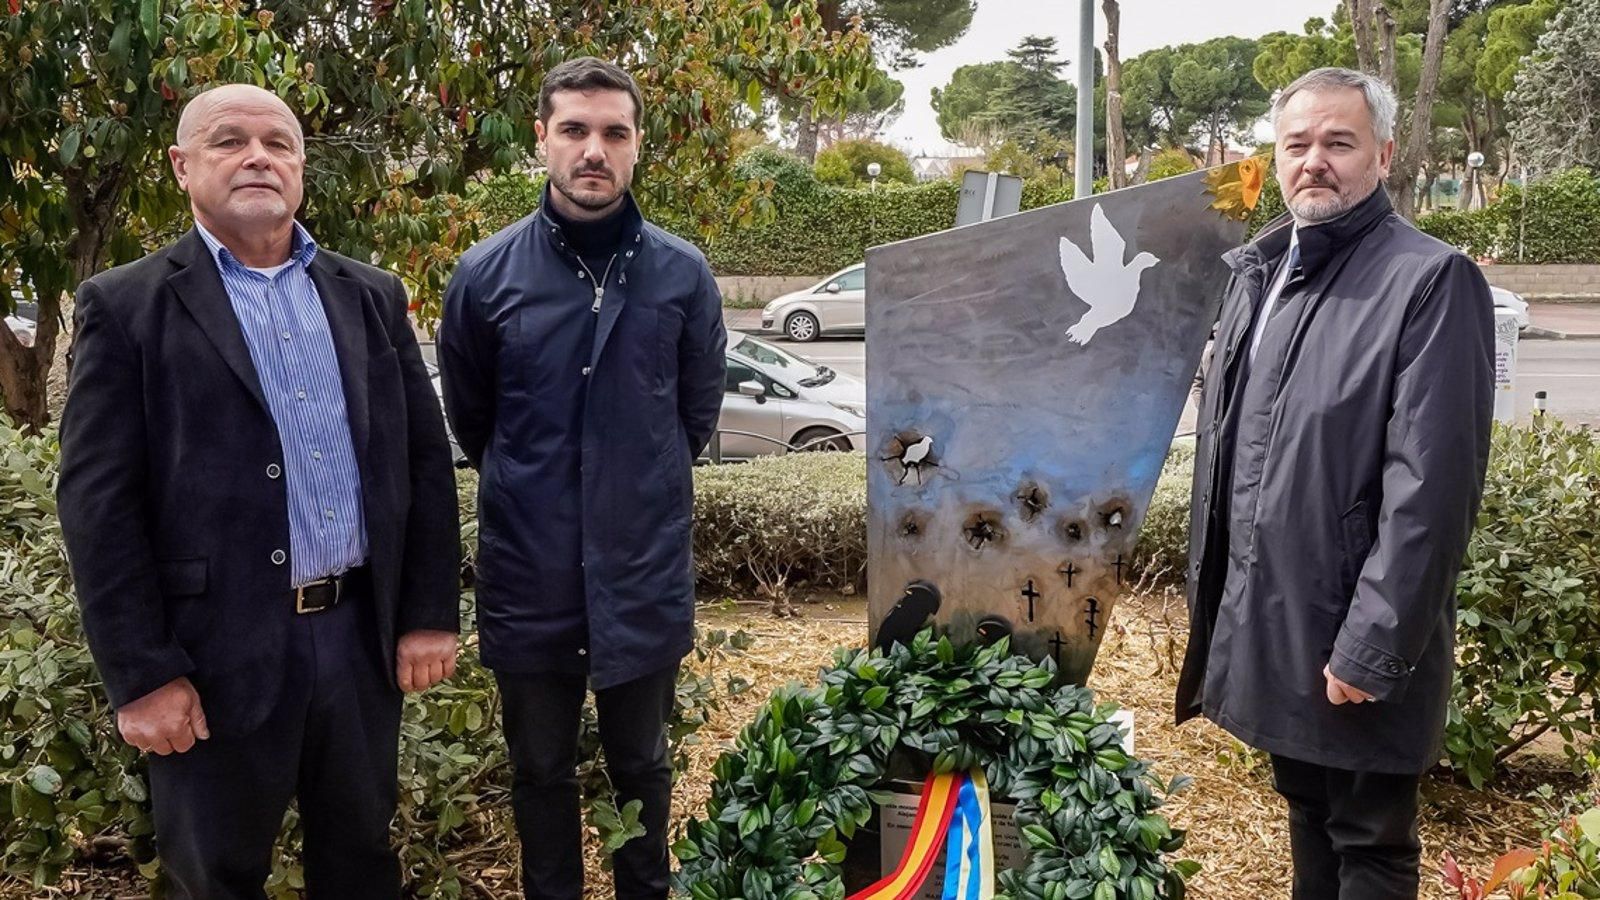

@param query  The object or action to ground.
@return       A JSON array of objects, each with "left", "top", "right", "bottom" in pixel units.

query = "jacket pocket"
[
  {"left": 1337, "top": 500, "right": 1372, "bottom": 597},
  {"left": 156, "top": 557, "right": 208, "bottom": 597}
]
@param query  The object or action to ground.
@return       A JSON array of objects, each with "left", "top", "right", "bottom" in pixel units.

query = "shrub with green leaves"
[
  {"left": 1448, "top": 418, "right": 1600, "bottom": 788},
  {"left": 813, "top": 139, "right": 916, "bottom": 188},
  {"left": 674, "top": 629, "right": 1198, "bottom": 900},
  {"left": 0, "top": 419, "right": 750, "bottom": 895},
  {"left": 1130, "top": 443, "right": 1193, "bottom": 584},
  {"left": 692, "top": 452, "right": 867, "bottom": 600},
  {"left": 1418, "top": 168, "right": 1600, "bottom": 264}
]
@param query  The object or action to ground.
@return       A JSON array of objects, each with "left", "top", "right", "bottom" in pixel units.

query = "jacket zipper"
[{"left": 575, "top": 253, "right": 619, "bottom": 314}]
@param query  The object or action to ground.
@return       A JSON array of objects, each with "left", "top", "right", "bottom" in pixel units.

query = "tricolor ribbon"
[
  {"left": 941, "top": 768, "right": 995, "bottom": 900},
  {"left": 847, "top": 770, "right": 994, "bottom": 900}
]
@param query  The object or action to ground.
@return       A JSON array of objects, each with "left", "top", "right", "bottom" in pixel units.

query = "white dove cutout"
[{"left": 1058, "top": 204, "right": 1160, "bottom": 346}]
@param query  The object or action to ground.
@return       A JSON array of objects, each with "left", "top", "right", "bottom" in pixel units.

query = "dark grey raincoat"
[{"left": 1176, "top": 187, "right": 1495, "bottom": 774}]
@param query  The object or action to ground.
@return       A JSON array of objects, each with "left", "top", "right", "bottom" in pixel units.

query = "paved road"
[{"left": 752, "top": 333, "right": 1600, "bottom": 428}]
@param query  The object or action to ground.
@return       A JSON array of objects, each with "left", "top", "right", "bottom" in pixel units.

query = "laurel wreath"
[{"left": 672, "top": 629, "right": 1199, "bottom": 900}]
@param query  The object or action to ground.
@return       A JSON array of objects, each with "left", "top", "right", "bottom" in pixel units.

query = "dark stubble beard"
[{"left": 550, "top": 165, "right": 632, "bottom": 214}]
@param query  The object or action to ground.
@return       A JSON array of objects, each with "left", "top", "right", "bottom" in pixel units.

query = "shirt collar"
[{"left": 193, "top": 219, "right": 319, "bottom": 274}]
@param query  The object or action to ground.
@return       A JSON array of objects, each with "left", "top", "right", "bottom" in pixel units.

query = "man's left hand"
[
  {"left": 1323, "top": 664, "right": 1375, "bottom": 705},
  {"left": 397, "top": 630, "right": 458, "bottom": 692}
]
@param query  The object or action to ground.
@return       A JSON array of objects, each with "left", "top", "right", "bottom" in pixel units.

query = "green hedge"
[
  {"left": 1419, "top": 168, "right": 1600, "bottom": 264},
  {"left": 692, "top": 450, "right": 867, "bottom": 600}
]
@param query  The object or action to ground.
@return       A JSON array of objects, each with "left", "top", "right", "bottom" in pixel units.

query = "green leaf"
[
  {"left": 58, "top": 130, "right": 81, "bottom": 167},
  {"left": 140, "top": 0, "right": 160, "bottom": 47},
  {"left": 1576, "top": 807, "right": 1600, "bottom": 843},
  {"left": 1098, "top": 846, "right": 1121, "bottom": 878},
  {"left": 26, "top": 765, "right": 62, "bottom": 796},
  {"left": 862, "top": 686, "right": 889, "bottom": 709}
]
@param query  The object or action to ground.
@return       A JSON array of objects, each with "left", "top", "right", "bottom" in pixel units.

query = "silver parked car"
[
  {"left": 759, "top": 263, "right": 865, "bottom": 342},
  {"left": 706, "top": 331, "right": 865, "bottom": 461}
]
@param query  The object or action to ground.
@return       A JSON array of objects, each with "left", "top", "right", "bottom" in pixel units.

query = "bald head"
[
  {"left": 169, "top": 83, "right": 307, "bottom": 264},
  {"left": 176, "top": 84, "right": 303, "bottom": 152}
]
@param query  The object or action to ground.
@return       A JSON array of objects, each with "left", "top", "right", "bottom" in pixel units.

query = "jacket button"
[
  {"left": 270, "top": 549, "right": 286, "bottom": 565},
  {"left": 1386, "top": 661, "right": 1402, "bottom": 674},
  {"left": 266, "top": 463, "right": 282, "bottom": 479},
  {"left": 578, "top": 648, "right": 587, "bottom": 656}
]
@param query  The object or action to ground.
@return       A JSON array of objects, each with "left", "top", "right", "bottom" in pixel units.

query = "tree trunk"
[
  {"left": 0, "top": 173, "right": 120, "bottom": 431},
  {"left": 1102, "top": 0, "right": 1127, "bottom": 190},
  {"left": 796, "top": 102, "right": 820, "bottom": 163},
  {"left": 1346, "top": 0, "right": 1380, "bottom": 75},
  {"left": 1387, "top": 0, "right": 1449, "bottom": 221},
  {"left": 1377, "top": 3, "right": 1400, "bottom": 91},
  {"left": 1130, "top": 147, "right": 1152, "bottom": 185}
]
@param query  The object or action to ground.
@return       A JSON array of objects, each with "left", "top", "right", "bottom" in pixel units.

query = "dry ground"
[{"left": 7, "top": 593, "right": 1576, "bottom": 899}]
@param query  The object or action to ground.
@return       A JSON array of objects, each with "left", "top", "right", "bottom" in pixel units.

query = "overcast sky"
[{"left": 883, "top": 0, "right": 1342, "bottom": 155}]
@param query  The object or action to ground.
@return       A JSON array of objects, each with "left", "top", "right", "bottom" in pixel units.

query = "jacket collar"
[
  {"left": 533, "top": 182, "right": 646, "bottom": 257},
  {"left": 1224, "top": 185, "right": 1393, "bottom": 278},
  {"left": 165, "top": 228, "right": 371, "bottom": 470}
]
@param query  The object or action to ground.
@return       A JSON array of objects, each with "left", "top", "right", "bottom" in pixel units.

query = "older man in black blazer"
[{"left": 56, "top": 84, "right": 460, "bottom": 899}]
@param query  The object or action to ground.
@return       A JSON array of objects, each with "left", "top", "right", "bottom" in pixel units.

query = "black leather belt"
[{"left": 293, "top": 566, "right": 365, "bottom": 614}]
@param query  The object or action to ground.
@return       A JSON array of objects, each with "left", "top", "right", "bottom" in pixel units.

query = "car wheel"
[
  {"left": 793, "top": 427, "right": 851, "bottom": 453},
  {"left": 784, "top": 310, "right": 820, "bottom": 343}
]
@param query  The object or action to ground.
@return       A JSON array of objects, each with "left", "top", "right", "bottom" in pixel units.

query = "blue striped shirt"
[{"left": 195, "top": 221, "right": 368, "bottom": 587}]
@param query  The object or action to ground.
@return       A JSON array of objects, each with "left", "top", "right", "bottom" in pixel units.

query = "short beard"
[
  {"left": 1288, "top": 176, "right": 1379, "bottom": 224},
  {"left": 550, "top": 168, "right": 629, "bottom": 214}
]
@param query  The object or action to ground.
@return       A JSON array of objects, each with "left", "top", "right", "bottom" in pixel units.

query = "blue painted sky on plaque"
[{"left": 866, "top": 158, "right": 1266, "bottom": 683}]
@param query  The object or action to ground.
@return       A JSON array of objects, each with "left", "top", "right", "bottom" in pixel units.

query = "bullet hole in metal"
[
  {"left": 1015, "top": 481, "right": 1049, "bottom": 522},
  {"left": 961, "top": 511, "right": 1005, "bottom": 551},
  {"left": 1098, "top": 497, "right": 1131, "bottom": 531},
  {"left": 898, "top": 510, "right": 929, "bottom": 539},
  {"left": 1057, "top": 518, "right": 1086, "bottom": 543},
  {"left": 881, "top": 430, "right": 938, "bottom": 486}
]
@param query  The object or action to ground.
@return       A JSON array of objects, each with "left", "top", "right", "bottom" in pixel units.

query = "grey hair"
[{"left": 1272, "top": 67, "right": 1398, "bottom": 143}]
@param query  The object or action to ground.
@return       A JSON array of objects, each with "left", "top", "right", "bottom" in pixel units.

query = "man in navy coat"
[
  {"left": 57, "top": 84, "right": 461, "bottom": 898},
  {"left": 439, "top": 57, "right": 726, "bottom": 900}
]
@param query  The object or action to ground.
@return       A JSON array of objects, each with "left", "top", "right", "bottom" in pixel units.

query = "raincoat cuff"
[{"left": 1329, "top": 629, "right": 1413, "bottom": 703}]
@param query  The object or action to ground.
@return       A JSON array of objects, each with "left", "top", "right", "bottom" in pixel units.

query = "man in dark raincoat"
[
  {"left": 438, "top": 58, "right": 726, "bottom": 900},
  {"left": 1177, "top": 67, "right": 1495, "bottom": 899}
]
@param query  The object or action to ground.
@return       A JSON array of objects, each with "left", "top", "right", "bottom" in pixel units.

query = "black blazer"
[{"left": 57, "top": 229, "right": 461, "bottom": 737}]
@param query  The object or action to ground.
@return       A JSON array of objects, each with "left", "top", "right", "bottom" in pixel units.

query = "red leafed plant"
[{"left": 1439, "top": 848, "right": 1539, "bottom": 900}]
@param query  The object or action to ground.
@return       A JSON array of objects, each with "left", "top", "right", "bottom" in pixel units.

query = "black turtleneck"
[{"left": 543, "top": 193, "right": 630, "bottom": 278}]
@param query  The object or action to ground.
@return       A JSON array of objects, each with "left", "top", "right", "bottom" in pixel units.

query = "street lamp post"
[
  {"left": 866, "top": 162, "right": 881, "bottom": 247},
  {"left": 1075, "top": 0, "right": 1095, "bottom": 199},
  {"left": 1463, "top": 150, "right": 1485, "bottom": 212}
]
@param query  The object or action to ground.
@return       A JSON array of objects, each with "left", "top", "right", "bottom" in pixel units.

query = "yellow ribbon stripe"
[{"left": 848, "top": 771, "right": 965, "bottom": 900}]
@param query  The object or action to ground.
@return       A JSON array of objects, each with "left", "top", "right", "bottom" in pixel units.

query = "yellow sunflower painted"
[{"left": 1204, "top": 154, "right": 1271, "bottom": 221}]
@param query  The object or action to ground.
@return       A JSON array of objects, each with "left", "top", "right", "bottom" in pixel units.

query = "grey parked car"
[
  {"left": 759, "top": 264, "right": 865, "bottom": 342},
  {"left": 705, "top": 331, "right": 866, "bottom": 461}
]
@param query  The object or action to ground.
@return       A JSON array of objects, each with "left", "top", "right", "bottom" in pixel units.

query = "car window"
[
  {"left": 836, "top": 267, "right": 866, "bottom": 291},
  {"left": 732, "top": 335, "right": 809, "bottom": 372},
  {"left": 725, "top": 360, "right": 761, "bottom": 393}
]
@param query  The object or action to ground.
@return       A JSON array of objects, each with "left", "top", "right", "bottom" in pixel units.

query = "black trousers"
[
  {"left": 1270, "top": 755, "right": 1422, "bottom": 900},
  {"left": 496, "top": 664, "right": 679, "bottom": 900},
  {"left": 147, "top": 573, "right": 403, "bottom": 900}
]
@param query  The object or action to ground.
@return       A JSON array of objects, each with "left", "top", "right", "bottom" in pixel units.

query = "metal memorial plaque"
[{"left": 866, "top": 161, "right": 1265, "bottom": 682}]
